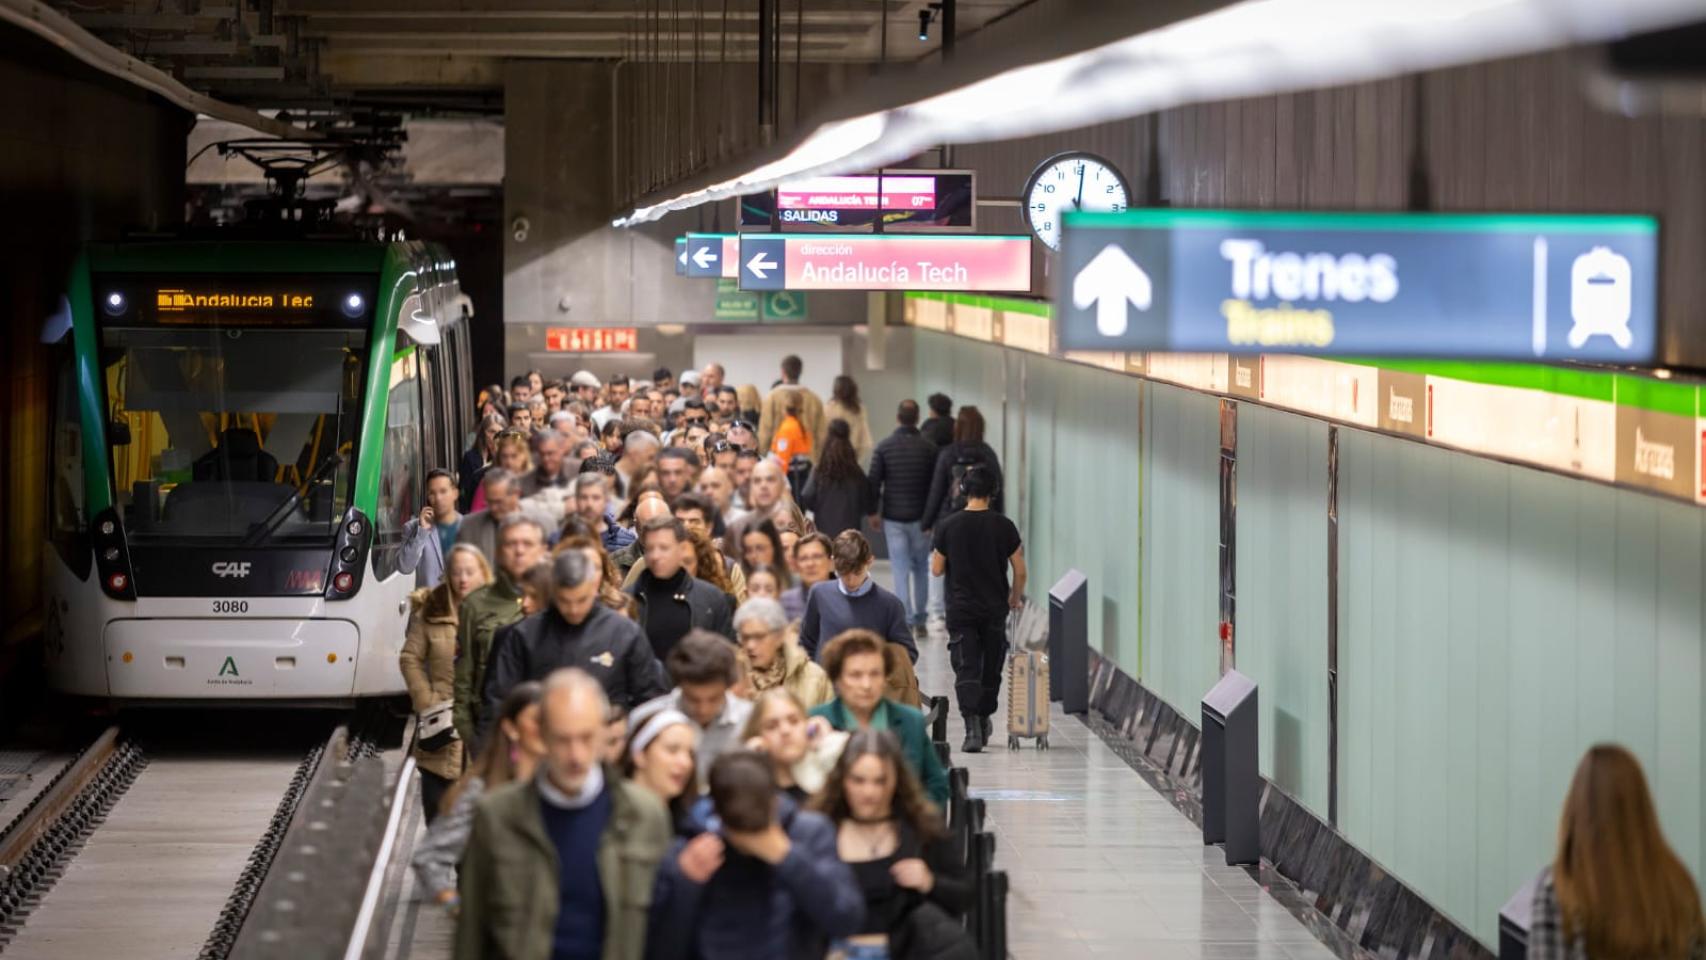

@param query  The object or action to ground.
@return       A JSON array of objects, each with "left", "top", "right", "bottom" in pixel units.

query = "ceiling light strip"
[{"left": 615, "top": 0, "right": 1703, "bottom": 226}]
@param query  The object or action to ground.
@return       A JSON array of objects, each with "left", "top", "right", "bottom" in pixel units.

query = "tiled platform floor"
[{"left": 911, "top": 594, "right": 1336, "bottom": 960}]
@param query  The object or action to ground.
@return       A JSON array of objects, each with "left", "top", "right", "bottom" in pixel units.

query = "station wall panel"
[
  {"left": 1337, "top": 429, "right": 1706, "bottom": 947},
  {"left": 1137, "top": 383, "right": 1221, "bottom": 716},
  {"left": 1233, "top": 404, "right": 1331, "bottom": 819}
]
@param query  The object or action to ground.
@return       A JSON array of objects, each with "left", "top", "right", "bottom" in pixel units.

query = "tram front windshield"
[{"left": 101, "top": 326, "right": 367, "bottom": 543}]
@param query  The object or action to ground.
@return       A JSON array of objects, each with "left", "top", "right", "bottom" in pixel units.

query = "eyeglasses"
[
  {"left": 737, "top": 629, "right": 778, "bottom": 643},
  {"left": 706, "top": 439, "right": 733, "bottom": 454},
  {"left": 683, "top": 414, "right": 709, "bottom": 426}
]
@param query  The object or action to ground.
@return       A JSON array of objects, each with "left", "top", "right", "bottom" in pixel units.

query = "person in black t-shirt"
[{"left": 929, "top": 466, "right": 1025, "bottom": 753}]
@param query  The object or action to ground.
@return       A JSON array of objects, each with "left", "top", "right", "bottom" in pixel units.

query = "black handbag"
[{"left": 891, "top": 902, "right": 977, "bottom": 960}]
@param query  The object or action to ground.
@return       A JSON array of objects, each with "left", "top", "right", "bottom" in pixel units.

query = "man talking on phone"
[{"left": 401, "top": 468, "right": 463, "bottom": 588}]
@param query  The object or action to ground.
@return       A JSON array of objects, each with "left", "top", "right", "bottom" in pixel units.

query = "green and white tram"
[{"left": 43, "top": 240, "right": 474, "bottom": 703}]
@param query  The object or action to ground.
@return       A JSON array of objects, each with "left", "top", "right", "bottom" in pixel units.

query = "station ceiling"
[{"left": 53, "top": 0, "right": 1031, "bottom": 115}]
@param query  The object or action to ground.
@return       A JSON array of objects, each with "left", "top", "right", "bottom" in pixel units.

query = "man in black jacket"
[
  {"left": 865, "top": 400, "right": 941, "bottom": 638},
  {"left": 479, "top": 550, "right": 665, "bottom": 744},
  {"left": 627, "top": 516, "right": 735, "bottom": 661}
]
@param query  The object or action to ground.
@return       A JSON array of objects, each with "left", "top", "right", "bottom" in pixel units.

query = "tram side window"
[
  {"left": 373, "top": 346, "right": 424, "bottom": 579},
  {"left": 50, "top": 347, "right": 89, "bottom": 575}
]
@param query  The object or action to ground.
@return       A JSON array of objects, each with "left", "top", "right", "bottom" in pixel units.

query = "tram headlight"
[
  {"left": 99, "top": 519, "right": 115, "bottom": 537},
  {"left": 333, "top": 571, "right": 354, "bottom": 594},
  {"left": 345, "top": 517, "right": 364, "bottom": 537},
  {"left": 102, "top": 291, "right": 127, "bottom": 316},
  {"left": 341, "top": 292, "right": 366, "bottom": 318},
  {"left": 102, "top": 547, "right": 120, "bottom": 563}
]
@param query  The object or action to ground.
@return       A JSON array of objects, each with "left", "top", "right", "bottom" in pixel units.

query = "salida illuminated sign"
[
  {"left": 545, "top": 327, "right": 638, "bottom": 352},
  {"left": 741, "top": 171, "right": 976, "bottom": 232},
  {"left": 737, "top": 234, "right": 1031, "bottom": 292},
  {"left": 1059, "top": 209, "right": 1659, "bottom": 362}
]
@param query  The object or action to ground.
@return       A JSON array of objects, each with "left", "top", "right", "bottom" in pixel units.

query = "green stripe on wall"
[{"left": 905, "top": 290, "right": 1052, "bottom": 317}]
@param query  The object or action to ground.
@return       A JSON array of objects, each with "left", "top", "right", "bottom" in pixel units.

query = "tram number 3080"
[{"left": 212, "top": 600, "right": 249, "bottom": 614}]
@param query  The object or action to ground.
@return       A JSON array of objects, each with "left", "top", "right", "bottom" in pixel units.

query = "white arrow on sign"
[
  {"left": 677, "top": 246, "right": 688, "bottom": 266},
  {"left": 1072, "top": 243, "right": 1152, "bottom": 337},
  {"left": 691, "top": 246, "right": 717, "bottom": 269},
  {"left": 747, "top": 250, "right": 778, "bottom": 280}
]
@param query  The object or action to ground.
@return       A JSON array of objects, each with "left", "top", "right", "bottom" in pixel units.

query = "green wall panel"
[
  {"left": 1138, "top": 383, "right": 1221, "bottom": 715},
  {"left": 1338, "top": 430, "right": 1706, "bottom": 948},
  {"left": 1233, "top": 404, "right": 1331, "bottom": 818}
]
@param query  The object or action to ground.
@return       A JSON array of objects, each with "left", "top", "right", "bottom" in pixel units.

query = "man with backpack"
[{"left": 930, "top": 466, "right": 1025, "bottom": 753}]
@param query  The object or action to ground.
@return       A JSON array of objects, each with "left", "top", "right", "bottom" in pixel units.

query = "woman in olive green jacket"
[{"left": 401, "top": 544, "right": 491, "bottom": 821}]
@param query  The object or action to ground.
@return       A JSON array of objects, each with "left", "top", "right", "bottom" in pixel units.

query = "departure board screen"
[{"left": 94, "top": 274, "right": 379, "bottom": 329}]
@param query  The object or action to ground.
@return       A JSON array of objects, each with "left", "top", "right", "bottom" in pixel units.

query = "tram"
[{"left": 42, "top": 240, "right": 474, "bottom": 703}]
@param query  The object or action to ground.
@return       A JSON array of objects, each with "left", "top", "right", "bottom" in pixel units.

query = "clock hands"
[{"left": 1075, "top": 166, "right": 1086, "bottom": 210}]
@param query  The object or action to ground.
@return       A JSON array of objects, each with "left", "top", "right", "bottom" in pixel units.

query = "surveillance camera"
[{"left": 511, "top": 216, "right": 530, "bottom": 243}]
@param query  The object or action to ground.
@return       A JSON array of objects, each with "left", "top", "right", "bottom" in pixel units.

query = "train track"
[{"left": 0, "top": 710, "right": 408, "bottom": 959}]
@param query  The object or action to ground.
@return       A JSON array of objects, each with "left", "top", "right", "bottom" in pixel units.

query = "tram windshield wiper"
[{"left": 241, "top": 454, "right": 346, "bottom": 548}]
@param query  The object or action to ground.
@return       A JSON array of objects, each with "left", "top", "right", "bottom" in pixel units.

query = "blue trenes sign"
[{"left": 1058, "top": 210, "right": 1659, "bottom": 362}]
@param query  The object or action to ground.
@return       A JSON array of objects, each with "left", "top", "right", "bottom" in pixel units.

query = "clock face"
[{"left": 1023, "top": 152, "right": 1130, "bottom": 251}]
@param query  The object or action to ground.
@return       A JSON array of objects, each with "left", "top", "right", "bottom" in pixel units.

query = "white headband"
[{"left": 629, "top": 708, "right": 696, "bottom": 757}]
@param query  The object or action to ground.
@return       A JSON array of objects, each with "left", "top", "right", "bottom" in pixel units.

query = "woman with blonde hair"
[
  {"left": 742, "top": 687, "right": 847, "bottom": 802},
  {"left": 1531, "top": 744, "right": 1705, "bottom": 960},
  {"left": 469, "top": 429, "right": 534, "bottom": 512},
  {"left": 399, "top": 543, "right": 492, "bottom": 822},
  {"left": 736, "top": 384, "right": 762, "bottom": 424}
]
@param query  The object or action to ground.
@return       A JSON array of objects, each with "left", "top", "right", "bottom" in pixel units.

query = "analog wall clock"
[{"left": 1022, "top": 151, "right": 1131, "bottom": 251}]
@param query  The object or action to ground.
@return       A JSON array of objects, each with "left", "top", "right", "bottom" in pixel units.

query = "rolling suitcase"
[{"left": 1006, "top": 649, "right": 1049, "bottom": 750}]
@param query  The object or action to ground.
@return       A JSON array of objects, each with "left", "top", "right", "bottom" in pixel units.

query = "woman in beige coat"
[
  {"left": 825, "top": 374, "right": 874, "bottom": 465},
  {"left": 400, "top": 543, "right": 491, "bottom": 822},
  {"left": 734, "top": 596, "right": 833, "bottom": 709}
]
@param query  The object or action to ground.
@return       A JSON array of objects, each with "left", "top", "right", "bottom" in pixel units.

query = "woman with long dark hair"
[
  {"left": 1530, "top": 744, "right": 1704, "bottom": 959},
  {"left": 410, "top": 681, "right": 546, "bottom": 913},
  {"left": 801, "top": 419, "right": 873, "bottom": 539},
  {"left": 739, "top": 518, "right": 792, "bottom": 586},
  {"left": 813, "top": 730, "right": 973, "bottom": 960},
  {"left": 921, "top": 405, "right": 1002, "bottom": 530},
  {"left": 827, "top": 374, "right": 874, "bottom": 465},
  {"left": 459, "top": 413, "right": 508, "bottom": 511}
]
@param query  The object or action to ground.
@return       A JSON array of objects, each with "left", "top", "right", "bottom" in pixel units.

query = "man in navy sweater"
[{"left": 797, "top": 531, "right": 917, "bottom": 665}]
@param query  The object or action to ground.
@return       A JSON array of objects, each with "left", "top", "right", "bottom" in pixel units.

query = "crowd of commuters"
[
  {"left": 394, "top": 356, "right": 1706, "bottom": 960},
  {"left": 396, "top": 356, "right": 1018, "bottom": 960}
]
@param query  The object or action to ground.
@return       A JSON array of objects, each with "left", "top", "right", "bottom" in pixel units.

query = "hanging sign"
[
  {"left": 1058, "top": 209, "right": 1660, "bottom": 362},
  {"left": 738, "top": 234, "right": 1031, "bottom": 292}
]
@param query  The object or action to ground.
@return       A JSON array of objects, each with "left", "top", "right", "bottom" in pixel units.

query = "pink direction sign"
[{"left": 737, "top": 234, "right": 1032, "bottom": 292}]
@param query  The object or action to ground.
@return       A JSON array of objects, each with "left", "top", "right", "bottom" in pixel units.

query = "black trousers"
[
  {"left": 948, "top": 615, "right": 1008, "bottom": 718},
  {"left": 419, "top": 769, "right": 455, "bottom": 825}
]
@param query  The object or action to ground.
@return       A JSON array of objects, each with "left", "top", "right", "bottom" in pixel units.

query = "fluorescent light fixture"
[{"left": 614, "top": 0, "right": 1702, "bottom": 226}]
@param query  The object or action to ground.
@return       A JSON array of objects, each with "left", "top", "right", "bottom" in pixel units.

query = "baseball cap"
[
  {"left": 679, "top": 369, "right": 702, "bottom": 386},
  {"left": 570, "top": 370, "right": 601, "bottom": 390}
]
